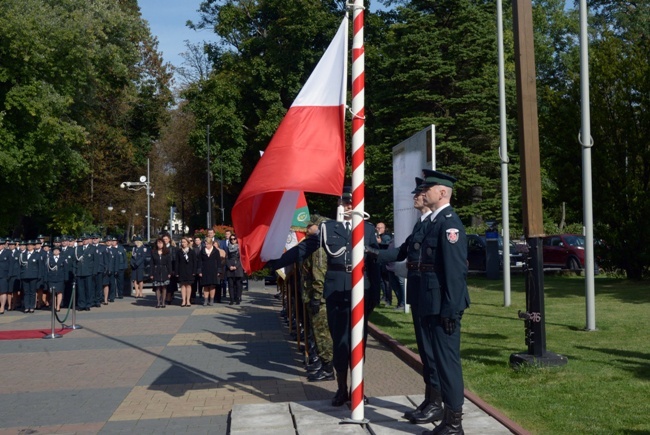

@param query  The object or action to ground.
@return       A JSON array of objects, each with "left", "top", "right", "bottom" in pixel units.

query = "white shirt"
[{"left": 430, "top": 203, "right": 451, "bottom": 222}]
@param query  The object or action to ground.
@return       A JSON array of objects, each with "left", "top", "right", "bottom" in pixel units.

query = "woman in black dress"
[
  {"left": 197, "top": 238, "right": 225, "bottom": 306},
  {"left": 175, "top": 237, "right": 196, "bottom": 307},
  {"left": 162, "top": 233, "right": 177, "bottom": 305},
  {"left": 225, "top": 234, "right": 245, "bottom": 305},
  {"left": 150, "top": 237, "right": 172, "bottom": 308}
]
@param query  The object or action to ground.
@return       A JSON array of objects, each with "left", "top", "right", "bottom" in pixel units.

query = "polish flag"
[{"left": 233, "top": 17, "right": 348, "bottom": 274}]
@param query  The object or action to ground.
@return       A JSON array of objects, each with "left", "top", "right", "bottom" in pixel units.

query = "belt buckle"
[{"left": 346, "top": 265, "right": 352, "bottom": 273}]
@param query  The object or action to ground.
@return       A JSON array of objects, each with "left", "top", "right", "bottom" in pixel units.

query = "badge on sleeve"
[{"left": 446, "top": 229, "right": 460, "bottom": 244}]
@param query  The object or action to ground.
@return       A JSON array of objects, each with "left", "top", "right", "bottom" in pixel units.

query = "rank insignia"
[{"left": 446, "top": 229, "right": 460, "bottom": 244}]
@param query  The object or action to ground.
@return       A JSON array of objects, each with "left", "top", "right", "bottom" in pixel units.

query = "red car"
[{"left": 542, "top": 234, "right": 592, "bottom": 271}]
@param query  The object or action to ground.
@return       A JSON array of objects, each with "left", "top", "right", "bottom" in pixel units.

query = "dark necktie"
[{"left": 346, "top": 222, "right": 351, "bottom": 233}]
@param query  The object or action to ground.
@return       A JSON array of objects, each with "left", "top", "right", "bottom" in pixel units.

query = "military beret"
[{"left": 420, "top": 169, "right": 457, "bottom": 188}]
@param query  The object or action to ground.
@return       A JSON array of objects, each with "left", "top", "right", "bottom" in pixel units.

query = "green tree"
[{"left": 0, "top": 0, "right": 172, "bottom": 236}]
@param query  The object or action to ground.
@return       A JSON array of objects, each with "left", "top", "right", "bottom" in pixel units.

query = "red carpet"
[{"left": 0, "top": 328, "right": 73, "bottom": 340}]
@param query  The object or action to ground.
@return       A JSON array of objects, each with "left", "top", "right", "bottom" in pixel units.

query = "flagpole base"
[{"left": 340, "top": 418, "right": 369, "bottom": 425}]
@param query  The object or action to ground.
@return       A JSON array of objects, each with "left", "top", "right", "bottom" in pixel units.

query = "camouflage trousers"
[{"left": 309, "top": 306, "right": 333, "bottom": 363}]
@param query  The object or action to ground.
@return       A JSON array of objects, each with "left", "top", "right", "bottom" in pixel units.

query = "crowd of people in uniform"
[
  {"left": 0, "top": 228, "right": 246, "bottom": 315},
  {"left": 268, "top": 169, "right": 470, "bottom": 435}
]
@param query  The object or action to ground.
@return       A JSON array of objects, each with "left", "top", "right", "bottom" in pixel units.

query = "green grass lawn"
[{"left": 370, "top": 274, "right": 650, "bottom": 434}]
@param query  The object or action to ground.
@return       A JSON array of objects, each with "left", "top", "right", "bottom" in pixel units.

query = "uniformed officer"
[
  {"left": 114, "top": 237, "right": 127, "bottom": 299},
  {"left": 74, "top": 234, "right": 95, "bottom": 311},
  {"left": 60, "top": 236, "right": 76, "bottom": 307},
  {"left": 46, "top": 245, "right": 67, "bottom": 312},
  {"left": 103, "top": 236, "right": 116, "bottom": 303},
  {"left": 20, "top": 240, "right": 43, "bottom": 313},
  {"left": 91, "top": 234, "right": 106, "bottom": 308},
  {"left": 418, "top": 169, "right": 470, "bottom": 435},
  {"left": 0, "top": 238, "right": 11, "bottom": 314},
  {"left": 268, "top": 188, "right": 381, "bottom": 406},
  {"left": 367, "top": 177, "right": 443, "bottom": 423},
  {"left": 7, "top": 239, "right": 20, "bottom": 311},
  {"left": 302, "top": 218, "right": 334, "bottom": 382}
]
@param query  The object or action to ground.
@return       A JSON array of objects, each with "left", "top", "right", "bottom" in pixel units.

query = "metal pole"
[
  {"left": 147, "top": 158, "right": 151, "bottom": 242},
  {"left": 64, "top": 281, "right": 82, "bottom": 330},
  {"left": 43, "top": 288, "right": 62, "bottom": 339},
  {"left": 207, "top": 125, "right": 212, "bottom": 229},
  {"left": 350, "top": 0, "right": 366, "bottom": 423},
  {"left": 579, "top": 0, "right": 596, "bottom": 331},
  {"left": 497, "top": 0, "right": 511, "bottom": 307}
]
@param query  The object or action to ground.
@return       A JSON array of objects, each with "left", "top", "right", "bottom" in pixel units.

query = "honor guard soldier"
[
  {"left": 417, "top": 169, "right": 470, "bottom": 435},
  {"left": 268, "top": 188, "right": 381, "bottom": 407},
  {"left": 302, "top": 218, "right": 335, "bottom": 382},
  {"left": 74, "top": 234, "right": 95, "bottom": 311},
  {"left": 0, "top": 238, "right": 11, "bottom": 314},
  {"left": 46, "top": 245, "right": 67, "bottom": 312},
  {"left": 20, "top": 240, "right": 43, "bottom": 313},
  {"left": 367, "top": 177, "right": 444, "bottom": 424}
]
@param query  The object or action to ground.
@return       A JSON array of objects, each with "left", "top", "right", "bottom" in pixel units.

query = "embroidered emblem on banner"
[{"left": 446, "top": 229, "right": 460, "bottom": 244}]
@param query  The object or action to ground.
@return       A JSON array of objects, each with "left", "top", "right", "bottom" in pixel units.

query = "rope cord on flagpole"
[{"left": 346, "top": 105, "right": 366, "bottom": 120}]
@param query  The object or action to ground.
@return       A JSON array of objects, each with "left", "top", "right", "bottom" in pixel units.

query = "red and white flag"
[{"left": 233, "top": 17, "right": 348, "bottom": 274}]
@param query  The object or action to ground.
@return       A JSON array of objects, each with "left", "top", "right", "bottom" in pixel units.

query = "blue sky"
[
  {"left": 138, "top": 0, "right": 212, "bottom": 74},
  {"left": 138, "top": 1, "right": 388, "bottom": 78}
]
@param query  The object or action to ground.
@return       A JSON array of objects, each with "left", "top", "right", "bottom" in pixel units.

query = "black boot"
[
  {"left": 306, "top": 358, "right": 323, "bottom": 373},
  {"left": 410, "top": 387, "right": 444, "bottom": 424},
  {"left": 423, "top": 407, "right": 463, "bottom": 435},
  {"left": 404, "top": 384, "right": 431, "bottom": 420},
  {"left": 331, "top": 370, "right": 349, "bottom": 406},
  {"left": 307, "top": 362, "right": 334, "bottom": 382}
]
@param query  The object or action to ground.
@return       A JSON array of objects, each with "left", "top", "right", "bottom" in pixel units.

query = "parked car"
[
  {"left": 542, "top": 234, "right": 598, "bottom": 273},
  {"left": 467, "top": 234, "right": 525, "bottom": 271}
]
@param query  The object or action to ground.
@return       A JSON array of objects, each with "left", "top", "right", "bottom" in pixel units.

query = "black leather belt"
[
  {"left": 407, "top": 262, "right": 435, "bottom": 272},
  {"left": 329, "top": 264, "right": 353, "bottom": 273}
]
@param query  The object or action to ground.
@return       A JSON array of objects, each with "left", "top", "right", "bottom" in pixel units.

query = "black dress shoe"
[
  {"left": 331, "top": 389, "right": 349, "bottom": 407},
  {"left": 85, "top": 307, "right": 91, "bottom": 311}
]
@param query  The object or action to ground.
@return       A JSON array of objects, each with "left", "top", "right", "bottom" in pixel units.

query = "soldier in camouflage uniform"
[{"left": 302, "top": 218, "right": 334, "bottom": 382}]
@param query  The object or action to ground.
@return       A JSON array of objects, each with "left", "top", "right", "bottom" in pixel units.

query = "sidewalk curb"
[{"left": 367, "top": 321, "right": 531, "bottom": 435}]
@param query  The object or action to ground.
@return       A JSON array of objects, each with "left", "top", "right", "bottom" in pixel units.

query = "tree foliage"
[{"left": 0, "top": 0, "right": 172, "bottom": 237}]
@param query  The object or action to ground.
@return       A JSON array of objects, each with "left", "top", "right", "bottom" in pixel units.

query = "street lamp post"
[{"left": 120, "top": 159, "right": 155, "bottom": 241}]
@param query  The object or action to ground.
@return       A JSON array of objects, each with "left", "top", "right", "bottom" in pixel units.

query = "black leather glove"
[
  {"left": 309, "top": 300, "right": 321, "bottom": 315},
  {"left": 441, "top": 317, "right": 456, "bottom": 335},
  {"left": 365, "top": 246, "right": 380, "bottom": 259}
]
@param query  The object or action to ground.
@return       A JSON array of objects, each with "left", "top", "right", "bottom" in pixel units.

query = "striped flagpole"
[{"left": 349, "top": 0, "right": 366, "bottom": 422}]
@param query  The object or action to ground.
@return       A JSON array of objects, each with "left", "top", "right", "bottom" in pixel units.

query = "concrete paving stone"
[
  {"left": 229, "top": 411, "right": 294, "bottom": 432},
  {"left": 230, "top": 402, "right": 290, "bottom": 418},
  {"left": 405, "top": 394, "right": 425, "bottom": 409},
  {"left": 295, "top": 423, "right": 369, "bottom": 435},
  {"left": 364, "top": 396, "right": 417, "bottom": 422},
  {"left": 231, "top": 430, "right": 295, "bottom": 435},
  {"left": 0, "top": 388, "right": 131, "bottom": 428},
  {"left": 367, "top": 419, "right": 435, "bottom": 435},
  {"left": 293, "top": 408, "right": 357, "bottom": 426}
]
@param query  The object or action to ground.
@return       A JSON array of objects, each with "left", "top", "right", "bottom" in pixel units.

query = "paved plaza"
[{"left": 0, "top": 281, "right": 521, "bottom": 434}]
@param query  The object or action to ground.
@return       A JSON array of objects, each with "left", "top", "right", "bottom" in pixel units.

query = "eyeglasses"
[{"left": 230, "top": 237, "right": 237, "bottom": 241}]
